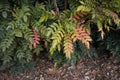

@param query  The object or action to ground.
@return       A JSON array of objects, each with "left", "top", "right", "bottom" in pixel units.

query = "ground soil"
[{"left": 0, "top": 56, "right": 120, "bottom": 80}]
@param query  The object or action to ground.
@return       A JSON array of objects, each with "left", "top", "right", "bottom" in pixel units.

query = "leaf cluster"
[{"left": 0, "top": 0, "right": 120, "bottom": 72}]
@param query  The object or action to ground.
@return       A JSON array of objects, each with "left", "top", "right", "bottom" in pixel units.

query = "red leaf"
[
  {"left": 33, "top": 42, "right": 37, "bottom": 48},
  {"left": 31, "top": 29, "right": 40, "bottom": 48}
]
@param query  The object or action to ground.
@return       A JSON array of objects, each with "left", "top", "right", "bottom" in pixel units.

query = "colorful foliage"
[{"left": 0, "top": 0, "right": 120, "bottom": 72}]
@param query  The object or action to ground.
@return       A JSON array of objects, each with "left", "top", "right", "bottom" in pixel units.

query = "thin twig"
[
  {"left": 64, "top": 0, "right": 68, "bottom": 9},
  {"left": 53, "top": 0, "right": 60, "bottom": 17}
]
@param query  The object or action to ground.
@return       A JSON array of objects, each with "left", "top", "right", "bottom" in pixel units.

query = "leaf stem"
[{"left": 53, "top": 0, "right": 60, "bottom": 17}]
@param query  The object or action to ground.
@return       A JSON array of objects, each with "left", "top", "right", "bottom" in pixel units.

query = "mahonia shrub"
[
  {"left": 0, "top": 0, "right": 50, "bottom": 73},
  {"left": 0, "top": 0, "right": 120, "bottom": 73},
  {"left": 49, "top": 0, "right": 120, "bottom": 65},
  {"left": 106, "top": 30, "right": 120, "bottom": 61}
]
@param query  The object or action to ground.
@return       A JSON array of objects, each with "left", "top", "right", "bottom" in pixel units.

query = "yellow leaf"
[
  {"left": 104, "top": 24, "right": 110, "bottom": 31},
  {"left": 77, "top": 5, "right": 91, "bottom": 12}
]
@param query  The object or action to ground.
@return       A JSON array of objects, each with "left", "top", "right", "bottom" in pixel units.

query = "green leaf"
[
  {"left": 15, "top": 32, "right": 23, "bottom": 37},
  {"left": 39, "top": 15, "right": 46, "bottom": 23},
  {"left": 77, "top": 5, "right": 91, "bottom": 12},
  {"left": 2, "top": 11, "right": 7, "bottom": 18},
  {"left": 13, "top": 29, "right": 23, "bottom": 37},
  {"left": 23, "top": 15, "right": 28, "bottom": 22},
  {"left": 79, "top": 1, "right": 85, "bottom": 5}
]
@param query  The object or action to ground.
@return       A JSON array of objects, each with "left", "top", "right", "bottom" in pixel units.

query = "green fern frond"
[
  {"left": 16, "top": 41, "right": 32, "bottom": 62},
  {"left": 46, "top": 23, "right": 60, "bottom": 38},
  {"left": 68, "top": 0, "right": 80, "bottom": 10},
  {"left": 50, "top": 27, "right": 65, "bottom": 54},
  {"left": 24, "top": 29, "right": 34, "bottom": 41},
  {"left": 39, "top": 25, "right": 47, "bottom": 39},
  {"left": 12, "top": 29, "right": 23, "bottom": 37},
  {"left": 12, "top": 6, "right": 31, "bottom": 20},
  {"left": 0, "top": 34, "right": 14, "bottom": 52}
]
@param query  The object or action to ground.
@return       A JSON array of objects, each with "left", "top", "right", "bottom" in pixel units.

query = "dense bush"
[
  {"left": 0, "top": 0, "right": 120, "bottom": 73},
  {"left": 106, "top": 30, "right": 120, "bottom": 60}
]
